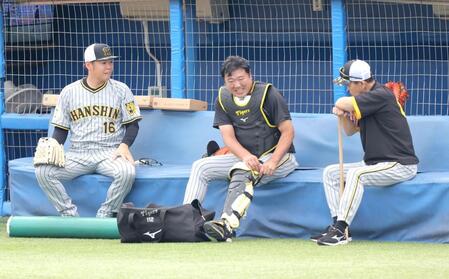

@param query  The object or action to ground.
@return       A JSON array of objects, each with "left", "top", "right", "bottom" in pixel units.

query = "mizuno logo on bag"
[{"left": 143, "top": 229, "right": 162, "bottom": 239}]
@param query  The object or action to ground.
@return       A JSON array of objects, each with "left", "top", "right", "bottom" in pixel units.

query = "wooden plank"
[
  {"left": 16, "top": 0, "right": 121, "bottom": 4},
  {"left": 42, "top": 94, "right": 153, "bottom": 108},
  {"left": 135, "top": 96, "right": 153, "bottom": 109},
  {"left": 42, "top": 94, "right": 58, "bottom": 107},
  {"left": 42, "top": 94, "right": 209, "bottom": 111},
  {"left": 151, "top": 97, "right": 208, "bottom": 111}
]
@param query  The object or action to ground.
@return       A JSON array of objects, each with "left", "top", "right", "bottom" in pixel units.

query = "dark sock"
[
  {"left": 335, "top": 220, "right": 348, "bottom": 233},
  {"left": 332, "top": 216, "right": 337, "bottom": 225}
]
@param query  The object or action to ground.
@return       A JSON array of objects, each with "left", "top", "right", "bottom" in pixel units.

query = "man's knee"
[
  {"left": 323, "top": 164, "right": 339, "bottom": 181},
  {"left": 35, "top": 165, "right": 56, "bottom": 181},
  {"left": 345, "top": 168, "right": 366, "bottom": 186},
  {"left": 115, "top": 163, "right": 136, "bottom": 182},
  {"left": 190, "top": 157, "right": 213, "bottom": 176}
]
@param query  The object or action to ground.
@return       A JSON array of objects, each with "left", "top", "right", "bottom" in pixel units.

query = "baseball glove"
[
  {"left": 33, "top": 137, "right": 65, "bottom": 167},
  {"left": 385, "top": 81, "right": 409, "bottom": 108}
]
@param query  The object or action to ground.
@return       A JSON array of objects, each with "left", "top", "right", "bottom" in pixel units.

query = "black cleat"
[
  {"left": 203, "top": 219, "right": 233, "bottom": 242},
  {"left": 311, "top": 225, "right": 352, "bottom": 242},
  {"left": 317, "top": 227, "right": 349, "bottom": 246},
  {"left": 310, "top": 225, "right": 334, "bottom": 242}
]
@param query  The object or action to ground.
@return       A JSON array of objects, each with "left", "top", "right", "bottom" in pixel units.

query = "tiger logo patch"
[{"left": 125, "top": 102, "right": 137, "bottom": 115}]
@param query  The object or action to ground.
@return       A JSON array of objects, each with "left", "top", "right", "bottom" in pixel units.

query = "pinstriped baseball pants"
[
  {"left": 183, "top": 152, "right": 298, "bottom": 204},
  {"left": 35, "top": 148, "right": 135, "bottom": 217},
  {"left": 323, "top": 161, "right": 418, "bottom": 225}
]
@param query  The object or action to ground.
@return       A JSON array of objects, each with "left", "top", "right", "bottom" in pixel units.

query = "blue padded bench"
[{"left": 8, "top": 110, "right": 449, "bottom": 243}]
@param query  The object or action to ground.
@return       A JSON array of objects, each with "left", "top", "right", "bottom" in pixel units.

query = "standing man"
[
  {"left": 313, "top": 59, "right": 419, "bottom": 246},
  {"left": 183, "top": 56, "right": 298, "bottom": 242},
  {"left": 35, "top": 43, "right": 142, "bottom": 217}
]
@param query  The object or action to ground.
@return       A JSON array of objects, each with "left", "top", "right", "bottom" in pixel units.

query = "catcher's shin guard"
[{"left": 221, "top": 162, "right": 258, "bottom": 229}]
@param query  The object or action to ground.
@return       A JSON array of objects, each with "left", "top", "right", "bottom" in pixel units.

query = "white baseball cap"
[
  {"left": 84, "top": 43, "right": 119, "bottom": 62},
  {"left": 334, "top": 59, "right": 372, "bottom": 85}
]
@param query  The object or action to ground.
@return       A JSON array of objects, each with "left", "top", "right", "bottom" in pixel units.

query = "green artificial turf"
[{"left": 1, "top": 217, "right": 448, "bottom": 279}]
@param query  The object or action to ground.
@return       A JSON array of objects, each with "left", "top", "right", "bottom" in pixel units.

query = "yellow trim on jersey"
[
  {"left": 249, "top": 81, "right": 256, "bottom": 94},
  {"left": 343, "top": 162, "right": 398, "bottom": 221},
  {"left": 259, "top": 144, "right": 277, "bottom": 158},
  {"left": 351, "top": 96, "right": 362, "bottom": 120},
  {"left": 81, "top": 79, "right": 107, "bottom": 93},
  {"left": 261, "top": 152, "right": 292, "bottom": 168},
  {"left": 396, "top": 101, "right": 406, "bottom": 117},
  {"left": 51, "top": 123, "right": 70, "bottom": 131},
  {"left": 275, "top": 153, "right": 292, "bottom": 168},
  {"left": 218, "top": 87, "right": 227, "bottom": 113},
  {"left": 260, "top": 83, "right": 276, "bottom": 128},
  {"left": 122, "top": 116, "right": 143, "bottom": 125}
]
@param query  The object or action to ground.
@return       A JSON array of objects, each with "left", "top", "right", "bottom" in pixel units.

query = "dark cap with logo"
[{"left": 84, "top": 43, "right": 119, "bottom": 62}]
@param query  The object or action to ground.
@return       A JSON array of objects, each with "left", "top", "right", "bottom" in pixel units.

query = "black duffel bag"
[{"left": 117, "top": 199, "right": 215, "bottom": 243}]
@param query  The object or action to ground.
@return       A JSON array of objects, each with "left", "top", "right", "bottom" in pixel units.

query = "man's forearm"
[
  {"left": 52, "top": 126, "right": 69, "bottom": 144},
  {"left": 270, "top": 131, "right": 293, "bottom": 164},
  {"left": 342, "top": 116, "right": 359, "bottom": 136},
  {"left": 121, "top": 121, "right": 139, "bottom": 147},
  {"left": 335, "top": 97, "right": 355, "bottom": 112},
  {"left": 223, "top": 136, "right": 252, "bottom": 159}
]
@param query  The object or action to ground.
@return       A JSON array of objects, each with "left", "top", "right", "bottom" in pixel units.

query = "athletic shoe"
[
  {"left": 310, "top": 225, "right": 334, "bottom": 242},
  {"left": 311, "top": 225, "right": 352, "bottom": 242},
  {"left": 203, "top": 219, "right": 233, "bottom": 242},
  {"left": 317, "top": 227, "right": 349, "bottom": 246}
]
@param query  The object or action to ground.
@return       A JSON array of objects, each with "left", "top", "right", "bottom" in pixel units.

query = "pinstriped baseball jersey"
[{"left": 52, "top": 78, "right": 142, "bottom": 150}]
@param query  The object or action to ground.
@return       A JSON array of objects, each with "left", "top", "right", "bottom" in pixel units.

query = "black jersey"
[{"left": 352, "top": 82, "right": 419, "bottom": 165}]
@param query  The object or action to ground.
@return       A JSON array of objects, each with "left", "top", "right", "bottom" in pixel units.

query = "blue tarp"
[{"left": 8, "top": 111, "right": 449, "bottom": 242}]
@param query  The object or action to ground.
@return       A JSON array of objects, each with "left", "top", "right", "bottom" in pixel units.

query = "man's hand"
[
  {"left": 259, "top": 159, "right": 278, "bottom": 176},
  {"left": 333, "top": 106, "right": 357, "bottom": 123},
  {"left": 113, "top": 143, "right": 134, "bottom": 164},
  {"left": 332, "top": 106, "right": 359, "bottom": 136},
  {"left": 332, "top": 106, "right": 346, "bottom": 116},
  {"left": 243, "top": 154, "right": 262, "bottom": 172}
]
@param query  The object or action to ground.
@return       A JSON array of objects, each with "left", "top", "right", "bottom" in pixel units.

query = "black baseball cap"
[{"left": 84, "top": 43, "right": 119, "bottom": 62}]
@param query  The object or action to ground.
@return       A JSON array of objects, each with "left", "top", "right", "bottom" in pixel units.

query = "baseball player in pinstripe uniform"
[
  {"left": 183, "top": 56, "right": 298, "bottom": 242},
  {"left": 312, "top": 60, "right": 419, "bottom": 246},
  {"left": 35, "top": 43, "right": 142, "bottom": 217}
]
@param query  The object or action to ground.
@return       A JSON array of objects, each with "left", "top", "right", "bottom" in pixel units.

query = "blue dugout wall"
[
  {"left": 1, "top": 0, "right": 449, "bottom": 215},
  {"left": 0, "top": 0, "right": 344, "bottom": 215}
]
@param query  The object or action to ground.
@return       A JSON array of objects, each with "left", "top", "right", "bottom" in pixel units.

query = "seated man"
[
  {"left": 34, "top": 43, "right": 142, "bottom": 217},
  {"left": 183, "top": 56, "right": 298, "bottom": 242},
  {"left": 313, "top": 59, "right": 419, "bottom": 246}
]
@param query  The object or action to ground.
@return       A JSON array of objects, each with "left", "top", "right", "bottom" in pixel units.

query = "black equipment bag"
[{"left": 117, "top": 199, "right": 215, "bottom": 243}]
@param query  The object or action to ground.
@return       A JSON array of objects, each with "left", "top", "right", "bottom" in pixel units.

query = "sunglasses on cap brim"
[
  {"left": 333, "top": 76, "right": 350, "bottom": 86},
  {"left": 135, "top": 158, "right": 163, "bottom": 166},
  {"left": 333, "top": 67, "right": 365, "bottom": 86}
]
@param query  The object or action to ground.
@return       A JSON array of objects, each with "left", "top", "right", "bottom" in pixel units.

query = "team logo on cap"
[
  {"left": 102, "top": 47, "right": 112, "bottom": 57},
  {"left": 125, "top": 102, "right": 137, "bottom": 115}
]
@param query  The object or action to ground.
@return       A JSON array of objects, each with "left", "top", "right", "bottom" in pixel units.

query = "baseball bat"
[
  {"left": 338, "top": 116, "right": 350, "bottom": 239},
  {"left": 338, "top": 115, "right": 344, "bottom": 197}
]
